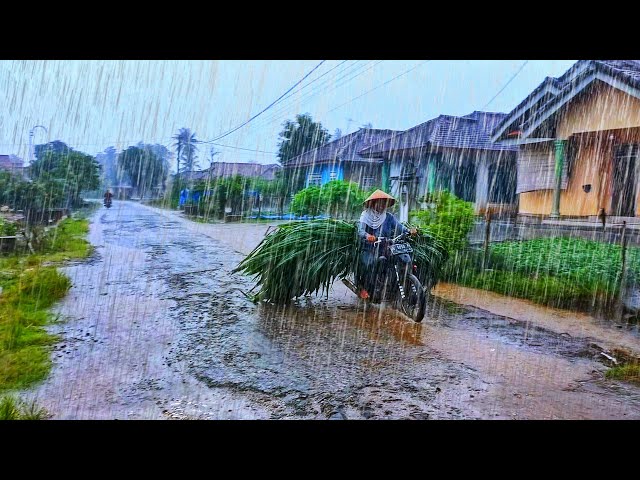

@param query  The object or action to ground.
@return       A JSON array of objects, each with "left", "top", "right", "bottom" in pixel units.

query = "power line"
[
  {"left": 248, "top": 60, "right": 362, "bottom": 129},
  {"left": 248, "top": 60, "right": 359, "bottom": 131},
  {"left": 3, "top": 61, "right": 530, "bottom": 161},
  {"left": 252, "top": 60, "right": 384, "bottom": 130},
  {"left": 207, "top": 142, "right": 277, "bottom": 155},
  {"left": 254, "top": 60, "right": 348, "bottom": 116},
  {"left": 481, "top": 60, "right": 529, "bottom": 110},
  {"left": 202, "top": 60, "right": 327, "bottom": 143},
  {"left": 328, "top": 60, "right": 431, "bottom": 113}
]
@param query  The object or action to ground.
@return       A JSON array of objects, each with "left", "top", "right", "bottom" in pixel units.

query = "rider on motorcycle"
[
  {"left": 356, "top": 189, "right": 417, "bottom": 299},
  {"left": 104, "top": 189, "right": 113, "bottom": 205}
]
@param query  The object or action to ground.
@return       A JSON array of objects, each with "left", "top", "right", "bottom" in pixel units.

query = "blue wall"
[{"left": 306, "top": 164, "right": 344, "bottom": 187}]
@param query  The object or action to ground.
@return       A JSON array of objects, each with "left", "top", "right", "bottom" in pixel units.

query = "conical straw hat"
[{"left": 363, "top": 189, "right": 396, "bottom": 207}]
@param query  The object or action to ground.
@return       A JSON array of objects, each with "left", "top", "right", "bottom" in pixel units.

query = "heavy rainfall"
[{"left": 0, "top": 59, "right": 639, "bottom": 420}]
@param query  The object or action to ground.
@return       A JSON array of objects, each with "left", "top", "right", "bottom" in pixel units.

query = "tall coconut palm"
[
  {"left": 173, "top": 128, "right": 199, "bottom": 173},
  {"left": 174, "top": 128, "right": 198, "bottom": 175}
]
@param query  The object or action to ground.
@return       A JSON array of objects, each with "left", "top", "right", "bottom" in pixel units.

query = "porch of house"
[
  {"left": 389, "top": 150, "right": 518, "bottom": 221},
  {"left": 517, "top": 126, "right": 640, "bottom": 219}
]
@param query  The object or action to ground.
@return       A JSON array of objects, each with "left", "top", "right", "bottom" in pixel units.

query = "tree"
[
  {"left": 333, "top": 128, "right": 342, "bottom": 140},
  {"left": 276, "top": 113, "right": 331, "bottom": 165},
  {"left": 172, "top": 128, "right": 199, "bottom": 176},
  {"left": 250, "top": 173, "right": 289, "bottom": 216},
  {"left": 136, "top": 143, "right": 171, "bottom": 192},
  {"left": 289, "top": 180, "right": 370, "bottom": 218},
  {"left": 320, "top": 180, "right": 367, "bottom": 219},
  {"left": 33, "top": 141, "right": 72, "bottom": 161},
  {"left": 30, "top": 142, "right": 100, "bottom": 208},
  {"left": 290, "top": 184, "right": 323, "bottom": 217},
  {"left": 204, "top": 175, "right": 246, "bottom": 219},
  {"left": 95, "top": 146, "right": 118, "bottom": 189},
  {"left": 117, "top": 146, "right": 167, "bottom": 198},
  {"left": 31, "top": 141, "right": 73, "bottom": 177}
]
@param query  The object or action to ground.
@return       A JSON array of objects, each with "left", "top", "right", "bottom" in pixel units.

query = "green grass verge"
[
  {"left": 0, "top": 218, "right": 91, "bottom": 394},
  {"left": 0, "top": 394, "right": 48, "bottom": 420},
  {"left": 605, "top": 364, "right": 640, "bottom": 384}
]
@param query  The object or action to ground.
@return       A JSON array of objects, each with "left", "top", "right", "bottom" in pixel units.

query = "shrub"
[
  {"left": 291, "top": 181, "right": 372, "bottom": 218},
  {"left": 409, "top": 190, "right": 476, "bottom": 255},
  {"left": 0, "top": 219, "right": 18, "bottom": 236}
]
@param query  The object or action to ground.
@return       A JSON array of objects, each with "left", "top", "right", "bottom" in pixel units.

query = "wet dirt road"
[{"left": 26, "top": 201, "right": 640, "bottom": 419}]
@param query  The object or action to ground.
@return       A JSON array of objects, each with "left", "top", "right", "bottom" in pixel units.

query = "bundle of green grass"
[{"left": 233, "top": 219, "right": 448, "bottom": 304}]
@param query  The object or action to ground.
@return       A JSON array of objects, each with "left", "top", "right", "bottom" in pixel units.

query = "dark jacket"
[{"left": 358, "top": 213, "right": 408, "bottom": 251}]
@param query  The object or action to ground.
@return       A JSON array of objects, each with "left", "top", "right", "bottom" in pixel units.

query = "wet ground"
[{"left": 24, "top": 201, "right": 640, "bottom": 419}]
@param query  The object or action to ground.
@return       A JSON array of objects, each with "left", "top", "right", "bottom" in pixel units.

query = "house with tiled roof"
[
  {"left": 187, "top": 161, "right": 282, "bottom": 182},
  {"left": 0, "top": 155, "right": 25, "bottom": 176},
  {"left": 359, "top": 111, "right": 517, "bottom": 220},
  {"left": 284, "top": 128, "right": 401, "bottom": 191},
  {"left": 491, "top": 60, "right": 640, "bottom": 219}
]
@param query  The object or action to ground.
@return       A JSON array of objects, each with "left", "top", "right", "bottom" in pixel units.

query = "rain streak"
[{"left": 0, "top": 59, "right": 639, "bottom": 420}]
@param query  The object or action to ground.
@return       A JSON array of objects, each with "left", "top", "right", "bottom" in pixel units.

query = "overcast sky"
[{"left": 0, "top": 60, "right": 577, "bottom": 170}]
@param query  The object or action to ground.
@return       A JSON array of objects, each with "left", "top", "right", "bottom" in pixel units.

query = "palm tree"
[
  {"left": 172, "top": 131, "right": 183, "bottom": 177},
  {"left": 172, "top": 128, "right": 199, "bottom": 175}
]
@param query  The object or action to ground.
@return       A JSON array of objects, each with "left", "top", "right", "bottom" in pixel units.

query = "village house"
[
  {"left": 187, "top": 161, "right": 282, "bottom": 183},
  {"left": 0, "top": 154, "right": 26, "bottom": 177},
  {"left": 491, "top": 60, "right": 640, "bottom": 220},
  {"left": 283, "top": 128, "right": 401, "bottom": 191},
  {"left": 359, "top": 111, "right": 518, "bottom": 221}
]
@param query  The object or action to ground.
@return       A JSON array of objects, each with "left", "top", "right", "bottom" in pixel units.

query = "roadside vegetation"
[
  {"left": 606, "top": 364, "right": 640, "bottom": 384},
  {"left": 448, "top": 237, "right": 639, "bottom": 311},
  {"left": 0, "top": 394, "right": 48, "bottom": 420},
  {"left": 0, "top": 218, "right": 91, "bottom": 413},
  {"left": 409, "top": 191, "right": 640, "bottom": 312}
]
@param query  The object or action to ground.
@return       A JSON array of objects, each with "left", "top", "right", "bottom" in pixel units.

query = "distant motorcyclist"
[
  {"left": 356, "top": 189, "right": 416, "bottom": 299},
  {"left": 104, "top": 189, "right": 113, "bottom": 206}
]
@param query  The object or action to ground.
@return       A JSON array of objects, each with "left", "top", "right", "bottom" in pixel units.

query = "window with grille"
[
  {"left": 307, "top": 173, "right": 322, "bottom": 186},
  {"left": 329, "top": 171, "right": 338, "bottom": 181}
]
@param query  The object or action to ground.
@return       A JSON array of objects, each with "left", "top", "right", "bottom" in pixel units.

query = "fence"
[{"left": 474, "top": 213, "right": 639, "bottom": 317}]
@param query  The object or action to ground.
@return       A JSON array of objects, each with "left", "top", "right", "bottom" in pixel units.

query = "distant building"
[
  {"left": 360, "top": 112, "right": 517, "bottom": 219},
  {"left": 283, "top": 128, "right": 401, "bottom": 191},
  {"left": 0, "top": 154, "right": 26, "bottom": 176},
  {"left": 186, "top": 162, "right": 282, "bottom": 182}
]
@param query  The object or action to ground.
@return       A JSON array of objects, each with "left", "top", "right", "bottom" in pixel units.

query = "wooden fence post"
[
  {"left": 483, "top": 210, "right": 492, "bottom": 271},
  {"left": 617, "top": 221, "right": 628, "bottom": 320}
]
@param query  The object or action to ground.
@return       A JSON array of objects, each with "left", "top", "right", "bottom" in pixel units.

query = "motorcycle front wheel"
[{"left": 399, "top": 273, "right": 426, "bottom": 322}]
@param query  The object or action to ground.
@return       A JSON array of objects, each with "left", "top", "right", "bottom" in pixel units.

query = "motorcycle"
[
  {"left": 104, "top": 197, "right": 112, "bottom": 208},
  {"left": 342, "top": 231, "right": 427, "bottom": 322}
]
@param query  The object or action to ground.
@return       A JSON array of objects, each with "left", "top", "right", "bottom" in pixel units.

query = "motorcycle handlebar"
[{"left": 374, "top": 231, "right": 409, "bottom": 245}]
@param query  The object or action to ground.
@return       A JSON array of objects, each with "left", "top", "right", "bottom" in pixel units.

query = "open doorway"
[{"left": 611, "top": 144, "right": 638, "bottom": 216}]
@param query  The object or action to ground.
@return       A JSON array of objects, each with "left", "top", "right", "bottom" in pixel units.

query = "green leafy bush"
[
  {"left": 409, "top": 191, "right": 476, "bottom": 255},
  {"left": 291, "top": 180, "right": 371, "bottom": 218},
  {"left": 290, "top": 185, "right": 323, "bottom": 217},
  {"left": 0, "top": 219, "right": 17, "bottom": 236}
]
